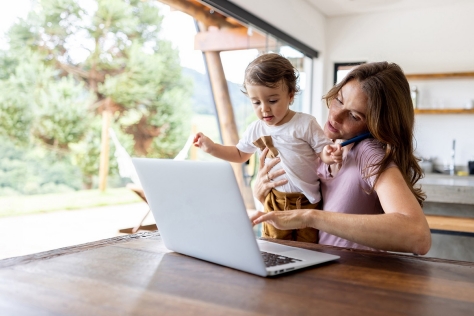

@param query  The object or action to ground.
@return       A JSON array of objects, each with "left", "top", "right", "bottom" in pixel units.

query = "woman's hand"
[
  {"left": 251, "top": 209, "right": 316, "bottom": 230},
  {"left": 253, "top": 148, "right": 288, "bottom": 204}
]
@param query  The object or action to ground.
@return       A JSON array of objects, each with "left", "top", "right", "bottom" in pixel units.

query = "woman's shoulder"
[
  {"left": 352, "top": 138, "right": 386, "bottom": 163},
  {"left": 354, "top": 138, "right": 385, "bottom": 151}
]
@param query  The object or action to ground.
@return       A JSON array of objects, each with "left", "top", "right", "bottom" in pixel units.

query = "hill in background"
[{"left": 182, "top": 67, "right": 249, "bottom": 115}]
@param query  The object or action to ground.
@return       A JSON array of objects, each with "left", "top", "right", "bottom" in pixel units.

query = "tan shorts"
[{"left": 261, "top": 189, "right": 320, "bottom": 243}]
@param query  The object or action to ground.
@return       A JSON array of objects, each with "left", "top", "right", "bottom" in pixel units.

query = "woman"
[{"left": 251, "top": 61, "right": 431, "bottom": 255}]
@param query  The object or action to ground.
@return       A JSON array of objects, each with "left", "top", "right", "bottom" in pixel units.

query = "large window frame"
[{"left": 198, "top": 0, "right": 319, "bottom": 58}]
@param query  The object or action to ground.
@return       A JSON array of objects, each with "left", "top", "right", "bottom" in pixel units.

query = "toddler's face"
[{"left": 246, "top": 83, "right": 294, "bottom": 126}]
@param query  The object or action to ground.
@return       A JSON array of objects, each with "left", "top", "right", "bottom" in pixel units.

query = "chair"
[{"left": 109, "top": 128, "right": 193, "bottom": 233}]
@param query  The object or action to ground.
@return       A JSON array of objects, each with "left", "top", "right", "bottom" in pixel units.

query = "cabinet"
[{"left": 405, "top": 72, "right": 474, "bottom": 114}]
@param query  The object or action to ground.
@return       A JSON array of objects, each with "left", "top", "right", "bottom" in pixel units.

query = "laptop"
[{"left": 132, "top": 158, "right": 339, "bottom": 277}]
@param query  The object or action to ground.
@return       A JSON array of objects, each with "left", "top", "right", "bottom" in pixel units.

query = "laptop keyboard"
[{"left": 261, "top": 251, "right": 302, "bottom": 267}]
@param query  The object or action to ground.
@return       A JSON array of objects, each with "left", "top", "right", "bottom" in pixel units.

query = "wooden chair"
[{"left": 120, "top": 183, "right": 156, "bottom": 234}]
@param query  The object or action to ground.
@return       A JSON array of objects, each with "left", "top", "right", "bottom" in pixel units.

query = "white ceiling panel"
[{"left": 305, "top": 0, "right": 471, "bottom": 17}]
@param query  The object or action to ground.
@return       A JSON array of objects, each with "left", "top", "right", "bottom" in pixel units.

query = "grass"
[
  {"left": 0, "top": 114, "right": 225, "bottom": 218},
  {"left": 0, "top": 188, "right": 143, "bottom": 218}
]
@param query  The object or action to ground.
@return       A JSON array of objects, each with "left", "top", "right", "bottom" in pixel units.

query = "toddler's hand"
[
  {"left": 326, "top": 143, "right": 343, "bottom": 165},
  {"left": 193, "top": 132, "right": 214, "bottom": 153}
]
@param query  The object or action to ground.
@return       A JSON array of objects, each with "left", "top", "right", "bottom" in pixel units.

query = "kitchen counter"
[
  {"left": 420, "top": 174, "right": 474, "bottom": 186},
  {"left": 419, "top": 174, "right": 474, "bottom": 205},
  {"left": 419, "top": 174, "right": 474, "bottom": 262}
]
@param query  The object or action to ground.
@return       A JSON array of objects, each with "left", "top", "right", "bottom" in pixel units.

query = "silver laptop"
[{"left": 132, "top": 158, "right": 339, "bottom": 277}]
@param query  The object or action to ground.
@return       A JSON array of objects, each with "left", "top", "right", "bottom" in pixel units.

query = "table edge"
[
  {"left": 1, "top": 231, "right": 473, "bottom": 268},
  {"left": 0, "top": 231, "right": 160, "bottom": 268},
  {"left": 259, "top": 237, "right": 474, "bottom": 267}
]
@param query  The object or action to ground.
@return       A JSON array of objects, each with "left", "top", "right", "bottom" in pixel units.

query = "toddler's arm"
[
  {"left": 320, "top": 143, "right": 342, "bottom": 165},
  {"left": 193, "top": 132, "right": 252, "bottom": 163}
]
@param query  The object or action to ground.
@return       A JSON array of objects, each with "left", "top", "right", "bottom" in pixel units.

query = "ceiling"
[{"left": 305, "top": 0, "right": 469, "bottom": 17}]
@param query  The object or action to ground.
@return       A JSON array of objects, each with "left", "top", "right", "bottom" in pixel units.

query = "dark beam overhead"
[{"left": 198, "top": 0, "right": 319, "bottom": 58}]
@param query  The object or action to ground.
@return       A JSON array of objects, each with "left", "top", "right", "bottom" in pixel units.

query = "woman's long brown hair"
[{"left": 324, "top": 62, "right": 425, "bottom": 206}]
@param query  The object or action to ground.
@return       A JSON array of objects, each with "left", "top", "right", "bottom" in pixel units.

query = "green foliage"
[
  {"left": 0, "top": 138, "right": 83, "bottom": 196},
  {"left": 0, "top": 80, "right": 33, "bottom": 145},
  {"left": 99, "top": 43, "right": 192, "bottom": 157},
  {"left": 0, "top": 0, "right": 193, "bottom": 192},
  {"left": 0, "top": 49, "right": 93, "bottom": 149},
  {"left": 69, "top": 118, "right": 120, "bottom": 185},
  {"left": 32, "top": 75, "right": 95, "bottom": 148},
  {"left": 0, "top": 51, "right": 19, "bottom": 80}
]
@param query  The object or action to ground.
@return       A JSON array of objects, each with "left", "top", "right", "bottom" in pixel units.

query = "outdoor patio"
[{"left": 0, "top": 202, "right": 153, "bottom": 260}]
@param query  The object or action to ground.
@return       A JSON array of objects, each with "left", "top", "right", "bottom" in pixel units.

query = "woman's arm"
[{"left": 252, "top": 167, "right": 431, "bottom": 255}]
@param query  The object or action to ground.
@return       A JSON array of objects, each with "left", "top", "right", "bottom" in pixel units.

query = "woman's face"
[{"left": 324, "top": 79, "right": 369, "bottom": 140}]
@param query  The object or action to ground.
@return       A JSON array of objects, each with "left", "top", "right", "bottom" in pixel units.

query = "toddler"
[{"left": 193, "top": 53, "right": 341, "bottom": 243}]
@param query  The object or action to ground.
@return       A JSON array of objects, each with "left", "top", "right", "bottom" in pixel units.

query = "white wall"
[
  {"left": 326, "top": 2, "right": 474, "bottom": 74},
  {"left": 415, "top": 115, "right": 474, "bottom": 170},
  {"left": 325, "top": 2, "right": 474, "bottom": 170},
  {"left": 228, "top": 0, "right": 474, "bottom": 170},
  {"left": 230, "top": 0, "right": 326, "bottom": 52}
]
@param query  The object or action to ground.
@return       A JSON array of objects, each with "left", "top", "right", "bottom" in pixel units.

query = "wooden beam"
[
  {"left": 158, "top": 0, "right": 237, "bottom": 29},
  {"left": 195, "top": 27, "right": 278, "bottom": 52},
  {"left": 204, "top": 50, "right": 255, "bottom": 209},
  {"left": 98, "top": 99, "right": 112, "bottom": 192},
  {"left": 204, "top": 51, "right": 239, "bottom": 145}
]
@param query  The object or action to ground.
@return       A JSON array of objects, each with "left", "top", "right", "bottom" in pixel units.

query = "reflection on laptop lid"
[{"left": 132, "top": 158, "right": 339, "bottom": 277}]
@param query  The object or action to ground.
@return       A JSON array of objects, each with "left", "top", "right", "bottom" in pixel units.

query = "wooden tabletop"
[{"left": 1, "top": 231, "right": 473, "bottom": 315}]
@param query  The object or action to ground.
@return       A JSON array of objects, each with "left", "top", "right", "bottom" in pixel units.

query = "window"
[{"left": 334, "top": 62, "right": 365, "bottom": 85}]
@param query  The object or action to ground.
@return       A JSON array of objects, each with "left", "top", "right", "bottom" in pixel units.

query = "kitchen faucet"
[{"left": 449, "top": 139, "right": 456, "bottom": 176}]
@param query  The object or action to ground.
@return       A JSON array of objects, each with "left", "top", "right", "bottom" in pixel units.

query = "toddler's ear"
[{"left": 289, "top": 92, "right": 295, "bottom": 105}]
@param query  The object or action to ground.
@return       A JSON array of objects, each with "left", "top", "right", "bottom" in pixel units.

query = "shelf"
[
  {"left": 414, "top": 108, "right": 474, "bottom": 114},
  {"left": 406, "top": 72, "right": 474, "bottom": 80},
  {"left": 407, "top": 71, "right": 474, "bottom": 113}
]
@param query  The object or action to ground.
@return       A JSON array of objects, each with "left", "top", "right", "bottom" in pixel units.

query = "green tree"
[
  {"left": 0, "top": 0, "right": 192, "bottom": 189},
  {"left": 7, "top": 0, "right": 191, "bottom": 155},
  {"left": 0, "top": 50, "right": 92, "bottom": 149}
]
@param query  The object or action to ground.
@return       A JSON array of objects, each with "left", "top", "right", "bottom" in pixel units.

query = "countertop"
[
  {"left": 419, "top": 174, "right": 474, "bottom": 186},
  {"left": 419, "top": 174, "right": 474, "bottom": 205}
]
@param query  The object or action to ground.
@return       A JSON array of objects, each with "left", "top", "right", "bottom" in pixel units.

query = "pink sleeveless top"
[{"left": 317, "top": 139, "right": 395, "bottom": 251}]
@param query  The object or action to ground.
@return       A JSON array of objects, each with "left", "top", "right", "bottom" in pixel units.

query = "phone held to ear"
[{"left": 340, "top": 132, "right": 373, "bottom": 147}]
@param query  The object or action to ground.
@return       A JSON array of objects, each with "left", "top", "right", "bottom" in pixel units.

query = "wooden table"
[{"left": 1, "top": 231, "right": 473, "bottom": 315}]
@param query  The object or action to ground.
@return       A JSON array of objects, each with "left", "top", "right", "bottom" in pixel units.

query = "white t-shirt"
[{"left": 236, "top": 112, "right": 332, "bottom": 204}]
